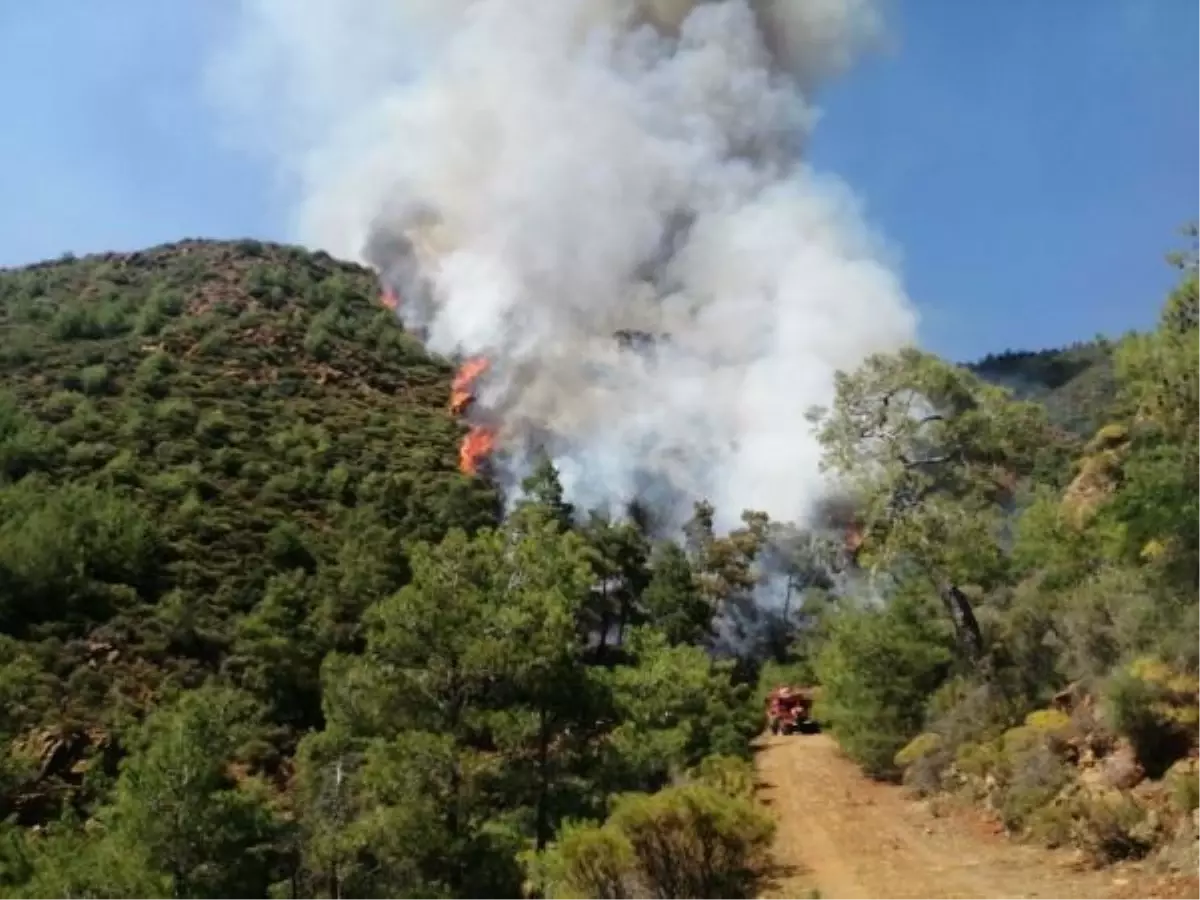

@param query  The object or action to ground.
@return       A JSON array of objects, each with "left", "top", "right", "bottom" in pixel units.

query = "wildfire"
[
  {"left": 845, "top": 520, "right": 866, "bottom": 558},
  {"left": 450, "top": 356, "right": 490, "bottom": 416},
  {"left": 459, "top": 425, "right": 498, "bottom": 476},
  {"left": 449, "top": 356, "right": 497, "bottom": 476},
  {"left": 379, "top": 286, "right": 399, "bottom": 311}
]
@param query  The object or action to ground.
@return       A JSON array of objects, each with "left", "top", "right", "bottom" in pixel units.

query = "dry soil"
[{"left": 756, "top": 732, "right": 1197, "bottom": 900}]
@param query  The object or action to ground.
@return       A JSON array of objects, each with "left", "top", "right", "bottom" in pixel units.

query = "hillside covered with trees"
[
  {"left": 0, "top": 231, "right": 1194, "bottom": 897},
  {"left": 0, "top": 240, "right": 773, "bottom": 898},
  {"left": 967, "top": 340, "right": 1118, "bottom": 439}
]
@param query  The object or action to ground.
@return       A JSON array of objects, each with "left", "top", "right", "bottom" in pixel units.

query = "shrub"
[
  {"left": 50, "top": 305, "right": 104, "bottom": 341},
  {"left": 79, "top": 365, "right": 111, "bottom": 396},
  {"left": 528, "top": 820, "right": 635, "bottom": 900},
  {"left": 0, "top": 397, "right": 60, "bottom": 481},
  {"left": 42, "top": 390, "right": 84, "bottom": 422},
  {"left": 533, "top": 781, "right": 774, "bottom": 900},
  {"left": 1165, "top": 759, "right": 1199, "bottom": 814},
  {"left": 612, "top": 783, "right": 774, "bottom": 899},
  {"left": 955, "top": 739, "right": 1003, "bottom": 780},
  {"left": 0, "top": 481, "right": 159, "bottom": 628},
  {"left": 814, "top": 590, "right": 953, "bottom": 779},
  {"left": 155, "top": 397, "right": 198, "bottom": 435},
  {"left": 1104, "top": 658, "right": 1197, "bottom": 777},
  {"left": 133, "top": 352, "right": 174, "bottom": 397},
  {"left": 1174, "top": 784, "right": 1200, "bottom": 820},
  {"left": 304, "top": 323, "right": 333, "bottom": 360},
  {"left": 895, "top": 732, "right": 943, "bottom": 770},
  {"left": 1023, "top": 708, "right": 1071, "bottom": 733},
  {"left": 896, "top": 732, "right": 951, "bottom": 797},
  {"left": 998, "top": 740, "right": 1070, "bottom": 831},
  {"left": 689, "top": 755, "right": 756, "bottom": 800},
  {"left": 1056, "top": 568, "right": 1164, "bottom": 680},
  {"left": 1069, "top": 791, "right": 1155, "bottom": 863},
  {"left": 1025, "top": 798, "right": 1076, "bottom": 848},
  {"left": 920, "top": 677, "right": 1025, "bottom": 773}
]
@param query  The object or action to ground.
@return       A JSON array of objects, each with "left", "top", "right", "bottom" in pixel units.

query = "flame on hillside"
[
  {"left": 380, "top": 287, "right": 399, "bottom": 311},
  {"left": 845, "top": 520, "right": 865, "bottom": 558},
  {"left": 450, "top": 356, "right": 490, "bottom": 415},
  {"left": 460, "top": 425, "right": 497, "bottom": 476},
  {"left": 450, "top": 357, "right": 497, "bottom": 476}
]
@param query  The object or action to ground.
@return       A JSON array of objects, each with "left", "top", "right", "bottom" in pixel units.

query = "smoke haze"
[{"left": 208, "top": 0, "right": 918, "bottom": 530}]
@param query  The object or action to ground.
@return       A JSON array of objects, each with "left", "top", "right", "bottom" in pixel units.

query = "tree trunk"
[
  {"left": 535, "top": 705, "right": 550, "bottom": 851},
  {"left": 594, "top": 582, "right": 610, "bottom": 662},
  {"left": 596, "top": 611, "right": 610, "bottom": 658},
  {"left": 939, "top": 582, "right": 984, "bottom": 662}
]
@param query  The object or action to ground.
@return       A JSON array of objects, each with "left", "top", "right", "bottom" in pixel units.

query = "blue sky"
[{"left": 0, "top": 1, "right": 1195, "bottom": 360}]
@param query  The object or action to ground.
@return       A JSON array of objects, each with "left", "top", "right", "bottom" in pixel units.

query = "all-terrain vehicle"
[{"left": 766, "top": 685, "right": 816, "bottom": 735}]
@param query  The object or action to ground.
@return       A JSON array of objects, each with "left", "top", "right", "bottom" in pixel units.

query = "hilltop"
[{"left": 968, "top": 342, "right": 1118, "bottom": 437}]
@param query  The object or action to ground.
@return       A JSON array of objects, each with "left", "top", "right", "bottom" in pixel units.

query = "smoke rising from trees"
[{"left": 209, "top": 0, "right": 918, "bottom": 530}]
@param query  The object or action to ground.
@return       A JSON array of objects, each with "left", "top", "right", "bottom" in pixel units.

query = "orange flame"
[
  {"left": 845, "top": 521, "right": 866, "bottom": 557},
  {"left": 380, "top": 287, "right": 399, "bottom": 311},
  {"left": 450, "top": 356, "right": 490, "bottom": 415},
  {"left": 450, "top": 356, "right": 497, "bottom": 475},
  {"left": 460, "top": 425, "right": 497, "bottom": 475}
]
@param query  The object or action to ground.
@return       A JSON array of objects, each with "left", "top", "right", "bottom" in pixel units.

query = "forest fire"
[
  {"left": 450, "top": 356, "right": 490, "bottom": 415},
  {"left": 450, "top": 356, "right": 496, "bottom": 475},
  {"left": 459, "top": 425, "right": 498, "bottom": 476},
  {"left": 379, "top": 286, "right": 399, "bottom": 311},
  {"left": 844, "top": 520, "right": 866, "bottom": 560}
]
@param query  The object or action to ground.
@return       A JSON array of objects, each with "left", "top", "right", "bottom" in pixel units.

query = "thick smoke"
[{"left": 209, "top": 0, "right": 917, "bottom": 531}]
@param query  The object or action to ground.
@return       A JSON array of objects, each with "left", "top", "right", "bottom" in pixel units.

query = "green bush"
[
  {"left": 527, "top": 820, "right": 635, "bottom": 900},
  {"left": 998, "top": 740, "right": 1070, "bottom": 831},
  {"left": 1165, "top": 759, "right": 1199, "bottom": 813},
  {"left": 954, "top": 739, "right": 1003, "bottom": 780},
  {"left": 814, "top": 591, "right": 953, "bottom": 779},
  {"left": 50, "top": 305, "right": 104, "bottom": 341},
  {"left": 1104, "top": 658, "right": 1197, "bottom": 777},
  {"left": 689, "top": 755, "right": 757, "bottom": 800},
  {"left": 1069, "top": 791, "right": 1155, "bottom": 863},
  {"left": 0, "top": 480, "right": 159, "bottom": 629},
  {"left": 895, "top": 732, "right": 943, "bottom": 769},
  {"left": 79, "top": 364, "right": 111, "bottom": 396},
  {"left": 533, "top": 781, "right": 774, "bottom": 899},
  {"left": 1025, "top": 798, "right": 1076, "bottom": 848}
]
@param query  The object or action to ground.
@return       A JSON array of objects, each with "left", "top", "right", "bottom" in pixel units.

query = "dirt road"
[{"left": 756, "top": 732, "right": 1183, "bottom": 900}]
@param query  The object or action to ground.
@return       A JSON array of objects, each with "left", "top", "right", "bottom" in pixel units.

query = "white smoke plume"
[{"left": 208, "top": 0, "right": 918, "bottom": 531}]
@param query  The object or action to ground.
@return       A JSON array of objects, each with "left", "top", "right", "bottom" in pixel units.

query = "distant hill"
[{"left": 968, "top": 341, "right": 1118, "bottom": 437}]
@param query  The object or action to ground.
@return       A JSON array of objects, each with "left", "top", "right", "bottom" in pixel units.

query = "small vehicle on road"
[{"left": 766, "top": 685, "right": 817, "bottom": 735}]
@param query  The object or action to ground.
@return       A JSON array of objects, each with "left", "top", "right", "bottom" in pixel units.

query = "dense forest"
[{"left": 0, "top": 230, "right": 1194, "bottom": 897}]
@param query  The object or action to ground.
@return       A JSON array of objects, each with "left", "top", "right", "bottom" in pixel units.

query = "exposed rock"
[
  {"left": 1061, "top": 437, "right": 1128, "bottom": 528},
  {"left": 1052, "top": 681, "right": 1086, "bottom": 713},
  {"left": 1101, "top": 739, "right": 1146, "bottom": 791},
  {"left": 1129, "top": 807, "right": 1165, "bottom": 849},
  {"left": 1060, "top": 465, "right": 1112, "bottom": 526}
]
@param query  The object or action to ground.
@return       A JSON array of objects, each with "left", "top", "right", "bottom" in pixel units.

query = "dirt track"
[{"left": 756, "top": 732, "right": 1188, "bottom": 900}]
